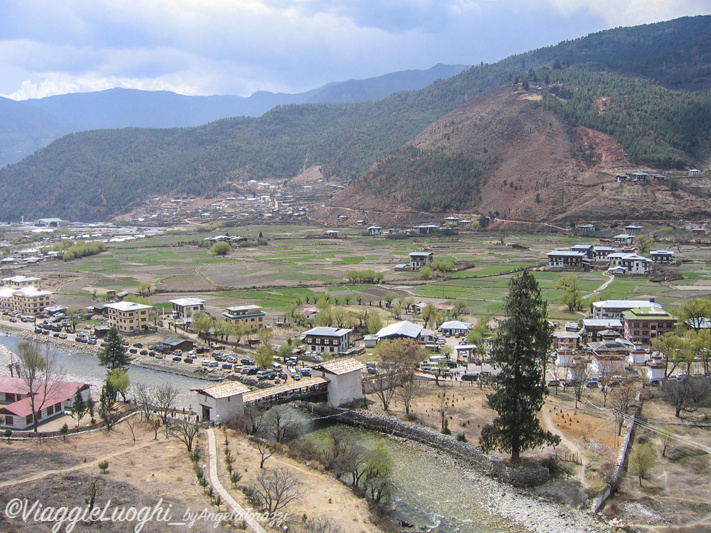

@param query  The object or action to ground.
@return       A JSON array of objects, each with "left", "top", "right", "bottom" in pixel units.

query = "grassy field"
[{"left": 19, "top": 224, "right": 711, "bottom": 326}]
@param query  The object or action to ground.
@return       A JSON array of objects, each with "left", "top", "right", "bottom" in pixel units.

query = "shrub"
[{"left": 98, "top": 460, "right": 109, "bottom": 473}]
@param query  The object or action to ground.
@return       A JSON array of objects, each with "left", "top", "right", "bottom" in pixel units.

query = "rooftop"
[
  {"left": 313, "top": 358, "right": 365, "bottom": 375},
  {"left": 106, "top": 301, "right": 152, "bottom": 312},
  {"left": 193, "top": 381, "right": 251, "bottom": 399}
]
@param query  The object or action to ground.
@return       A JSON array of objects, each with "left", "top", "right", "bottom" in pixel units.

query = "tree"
[
  {"left": 678, "top": 298, "right": 711, "bottom": 331},
  {"left": 419, "top": 265, "right": 432, "bottom": 280},
  {"left": 664, "top": 379, "right": 693, "bottom": 418},
  {"left": 635, "top": 235, "right": 655, "bottom": 256},
  {"left": 362, "top": 442, "right": 392, "bottom": 503},
  {"left": 479, "top": 271, "right": 560, "bottom": 462},
  {"left": 72, "top": 389, "right": 89, "bottom": 427},
  {"left": 255, "top": 345, "right": 275, "bottom": 369},
  {"left": 652, "top": 333, "right": 685, "bottom": 378},
  {"left": 610, "top": 383, "right": 637, "bottom": 435},
  {"left": 14, "top": 339, "right": 64, "bottom": 432},
  {"left": 211, "top": 241, "right": 232, "bottom": 256},
  {"left": 629, "top": 441, "right": 656, "bottom": 487},
  {"left": 251, "top": 437, "right": 275, "bottom": 469},
  {"left": 421, "top": 303, "right": 439, "bottom": 328},
  {"left": 265, "top": 405, "right": 299, "bottom": 443},
  {"left": 377, "top": 338, "right": 427, "bottom": 415},
  {"left": 555, "top": 274, "right": 583, "bottom": 312},
  {"left": 569, "top": 363, "right": 589, "bottom": 409},
  {"left": 170, "top": 416, "right": 202, "bottom": 452},
  {"left": 154, "top": 383, "right": 180, "bottom": 436},
  {"left": 250, "top": 467, "right": 302, "bottom": 514},
  {"left": 192, "top": 311, "right": 214, "bottom": 340},
  {"left": 366, "top": 311, "right": 383, "bottom": 334},
  {"left": 107, "top": 368, "right": 130, "bottom": 402},
  {"left": 97, "top": 327, "right": 131, "bottom": 372},
  {"left": 133, "top": 383, "right": 154, "bottom": 421},
  {"left": 98, "top": 378, "right": 119, "bottom": 431}
]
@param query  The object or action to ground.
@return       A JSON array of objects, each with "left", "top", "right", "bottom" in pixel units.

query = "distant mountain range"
[
  {"left": 1, "top": 15, "right": 711, "bottom": 223},
  {"left": 0, "top": 64, "right": 467, "bottom": 168}
]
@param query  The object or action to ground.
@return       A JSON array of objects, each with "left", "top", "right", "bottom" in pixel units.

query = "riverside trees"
[{"left": 480, "top": 271, "right": 560, "bottom": 463}]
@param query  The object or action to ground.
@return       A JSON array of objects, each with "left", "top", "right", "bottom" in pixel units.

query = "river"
[{"left": 0, "top": 332, "right": 212, "bottom": 410}]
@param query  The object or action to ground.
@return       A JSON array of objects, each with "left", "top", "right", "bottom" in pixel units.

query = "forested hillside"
[{"left": 1, "top": 15, "right": 710, "bottom": 222}]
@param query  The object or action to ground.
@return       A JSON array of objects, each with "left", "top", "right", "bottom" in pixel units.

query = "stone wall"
[{"left": 305, "top": 403, "right": 550, "bottom": 488}]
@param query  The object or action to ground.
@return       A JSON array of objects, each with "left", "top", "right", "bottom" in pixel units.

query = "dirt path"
[
  {"left": 0, "top": 438, "right": 157, "bottom": 489},
  {"left": 583, "top": 273, "right": 615, "bottom": 300}
]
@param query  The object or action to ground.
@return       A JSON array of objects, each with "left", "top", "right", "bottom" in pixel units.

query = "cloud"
[{"left": 0, "top": 0, "right": 707, "bottom": 100}]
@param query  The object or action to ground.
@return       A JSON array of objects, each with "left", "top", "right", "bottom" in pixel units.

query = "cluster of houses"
[
  {"left": 552, "top": 299, "right": 677, "bottom": 383},
  {"left": 547, "top": 238, "right": 675, "bottom": 275}
]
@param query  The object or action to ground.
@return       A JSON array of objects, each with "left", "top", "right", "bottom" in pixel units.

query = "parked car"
[
  {"left": 300, "top": 368, "right": 312, "bottom": 377},
  {"left": 241, "top": 357, "right": 255, "bottom": 365},
  {"left": 461, "top": 373, "right": 478, "bottom": 382},
  {"left": 222, "top": 363, "right": 233, "bottom": 370},
  {"left": 172, "top": 356, "right": 182, "bottom": 362},
  {"left": 257, "top": 369, "right": 275, "bottom": 380},
  {"left": 184, "top": 358, "right": 193, "bottom": 364},
  {"left": 208, "top": 361, "right": 219, "bottom": 367}
]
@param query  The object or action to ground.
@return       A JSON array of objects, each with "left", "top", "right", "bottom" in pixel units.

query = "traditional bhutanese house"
[
  {"left": 300, "top": 327, "right": 353, "bottom": 355},
  {"left": 578, "top": 224, "right": 596, "bottom": 232},
  {"left": 301, "top": 307, "right": 319, "bottom": 320},
  {"left": 688, "top": 169, "right": 702, "bottom": 177},
  {"left": 613, "top": 233, "right": 635, "bottom": 245},
  {"left": 367, "top": 226, "right": 382, "bottom": 236},
  {"left": 565, "top": 321, "right": 580, "bottom": 332},
  {"left": 192, "top": 381, "right": 251, "bottom": 423},
  {"left": 553, "top": 331, "right": 580, "bottom": 351},
  {"left": 624, "top": 224, "right": 643, "bottom": 234},
  {"left": 0, "top": 376, "right": 91, "bottom": 430},
  {"left": 311, "top": 358, "right": 365, "bottom": 407},
  {"left": 547, "top": 250, "right": 587, "bottom": 269},
  {"left": 420, "top": 328, "right": 438, "bottom": 344},
  {"left": 409, "top": 251, "right": 433, "bottom": 271},
  {"left": 581, "top": 318, "right": 624, "bottom": 342},
  {"left": 375, "top": 320, "right": 424, "bottom": 342},
  {"left": 170, "top": 298, "right": 206, "bottom": 320},
  {"left": 607, "top": 253, "right": 652, "bottom": 275},
  {"left": 570, "top": 244, "right": 595, "bottom": 259},
  {"left": 622, "top": 307, "right": 676, "bottom": 345},
  {"left": 222, "top": 305, "right": 265, "bottom": 330},
  {"left": 650, "top": 250, "right": 675, "bottom": 264},
  {"left": 593, "top": 246, "right": 616, "bottom": 261},
  {"left": 439, "top": 320, "right": 472, "bottom": 337}
]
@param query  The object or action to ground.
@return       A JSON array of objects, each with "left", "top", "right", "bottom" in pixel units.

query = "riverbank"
[
  {"left": 0, "top": 323, "right": 225, "bottom": 381},
  {"left": 305, "top": 404, "right": 614, "bottom": 533}
]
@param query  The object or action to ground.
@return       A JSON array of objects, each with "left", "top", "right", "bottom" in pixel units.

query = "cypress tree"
[{"left": 480, "top": 271, "right": 560, "bottom": 463}]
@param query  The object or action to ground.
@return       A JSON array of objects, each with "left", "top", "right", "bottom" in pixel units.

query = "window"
[{"left": 4, "top": 415, "right": 12, "bottom": 425}]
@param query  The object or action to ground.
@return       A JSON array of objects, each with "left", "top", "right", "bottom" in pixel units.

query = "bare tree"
[
  {"left": 154, "top": 384, "right": 180, "bottom": 436},
  {"left": 397, "top": 371, "right": 421, "bottom": 417},
  {"left": 132, "top": 384, "right": 154, "bottom": 422},
  {"left": 302, "top": 517, "right": 344, "bottom": 533},
  {"left": 569, "top": 364, "right": 589, "bottom": 409},
  {"left": 250, "top": 467, "right": 302, "bottom": 514},
  {"left": 663, "top": 379, "right": 693, "bottom": 418},
  {"left": 370, "top": 367, "right": 399, "bottom": 411},
  {"left": 265, "top": 405, "right": 299, "bottom": 443},
  {"left": 250, "top": 436, "right": 275, "bottom": 469},
  {"left": 596, "top": 359, "right": 616, "bottom": 407},
  {"left": 170, "top": 416, "right": 202, "bottom": 451},
  {"left": 124, "top": 416, "right": 137, "bottom": 443},
  {"left": 14, "top": 339, "right": 64, "bottom": 432},
  {"left": 84, "top": 474, "right": 103, "bottom": 521},
  {"left": 229, "top": 405, "right": 266, "bottom": 435},
  {"left": 610, "top": 383, "right": 637, "bottom": 435}
]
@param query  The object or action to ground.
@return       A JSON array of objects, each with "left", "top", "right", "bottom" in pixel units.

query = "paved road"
[{"left": 205, "top": 428, "right": 267, "bottom": 533}]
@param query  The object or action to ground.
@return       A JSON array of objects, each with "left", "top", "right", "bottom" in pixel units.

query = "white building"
[
  {"left": 606, "top": 253, "right": 653, "bottom": 275},
  {"left": 105, "top": 301, "right": 153, "bottom": 333},
  {"left": 170, "top": 298, "right": 206, "bottom": 320},
  {"left": 193, "top": 381, "right": 250, "bottom": 423},
  {"left": 300, "top": 327, "right": 353, "bottom": 355},
  {"left": 376, "top": 321, "right": 424, "bottom": 342},
  {"left": 312, "top": 358, "right": 365, "bottom": 407},
  {"left": 592, "top": 300, "right": 662, "bottom": 320},
  {"left": 409, "top": 252, "right": 433, "bottom": 271}
]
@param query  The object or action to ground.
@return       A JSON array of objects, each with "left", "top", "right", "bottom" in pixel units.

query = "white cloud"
[{"left": 542, "top": 0, "right": 710, "bottom": 27}]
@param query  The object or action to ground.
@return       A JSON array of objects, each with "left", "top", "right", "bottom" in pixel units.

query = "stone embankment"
[{"left": 305, "top": 403, "right": 614, "bottom": 533}]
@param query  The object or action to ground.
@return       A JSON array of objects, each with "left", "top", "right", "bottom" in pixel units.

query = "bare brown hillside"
[{"left": 319, "top": 85, "right": 711, "bottom": 226}]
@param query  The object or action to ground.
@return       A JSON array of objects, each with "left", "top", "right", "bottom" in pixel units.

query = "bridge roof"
[
  {"left": 193, "top": 381, "right": 251, "bottom": 399},
  {"left": 243, "top": 376, "right": 328, "bottom": 404},
  {"left": 313, "top": 358, "right": 365, "bottom": 375}
]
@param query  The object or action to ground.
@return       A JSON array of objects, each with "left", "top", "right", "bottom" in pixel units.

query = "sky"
[{"left": 0, "top": 0, "right": 709, "bottom": 100}]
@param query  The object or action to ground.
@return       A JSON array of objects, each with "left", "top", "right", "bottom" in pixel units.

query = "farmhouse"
[
  {"left": 409, "top": 251, "right": 434, "bottom": 271},
  {"left": 613, "top": 234, "right": 635, "bottom": 245},
  {"left": 222, "top": 305, "right": 265, "bottom": 330},
  {"left": 300, "top": 327, "right": 353, "bottom": 355},
  {"left": 0, "top": 376, "right": 91, "bottom": 430},
  {"left": 105, "top": 301, "right": 153, "bottom": 333},
  {"left": 607, "top": 252, "right": 653, "bottom": 275},
  {"left": 650, "top": 250, "right": 675, "bottom": 263},
  {"left": 547, "top": 250, "right": 587, "bottom": 269}
]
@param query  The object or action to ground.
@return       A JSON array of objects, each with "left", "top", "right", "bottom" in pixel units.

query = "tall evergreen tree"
[
  {"left": 97, "top": 327, "right": 131, "bottom": 372},
  {"left": 480, "top": 271, "right": 560, "bottom": 463}
]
